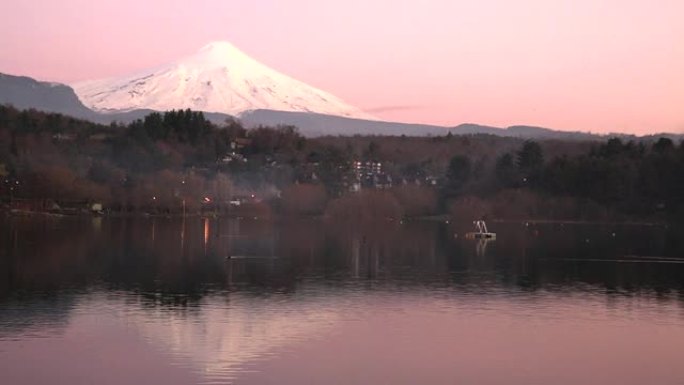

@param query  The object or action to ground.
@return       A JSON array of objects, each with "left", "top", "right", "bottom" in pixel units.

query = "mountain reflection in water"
[{"left": 1, "top": 217, "right": 683, "bottom": 385}]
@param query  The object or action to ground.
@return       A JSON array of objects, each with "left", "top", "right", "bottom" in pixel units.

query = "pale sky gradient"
[{"left": 1, "top": 0, "right": 682, "bottom": 134}]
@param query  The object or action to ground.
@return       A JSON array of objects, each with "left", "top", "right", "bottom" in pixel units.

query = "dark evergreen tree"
[
  {"left": 494, "top": 153, "right": 518, "bottom": 188},
  {"left": 517, "top": 140, "right": 543, "bottom": 185},
  {"left": 444, "top": 155, "right": 471, "bottom": 195}
]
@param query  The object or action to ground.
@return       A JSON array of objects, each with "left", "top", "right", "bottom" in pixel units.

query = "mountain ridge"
[{"left": 2, "top": 72, "right": 681, "bottom": 141}]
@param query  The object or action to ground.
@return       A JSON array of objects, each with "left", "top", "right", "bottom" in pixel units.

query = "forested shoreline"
[{"left": 1, "top": 105, "right": 682, "bottom": 222}]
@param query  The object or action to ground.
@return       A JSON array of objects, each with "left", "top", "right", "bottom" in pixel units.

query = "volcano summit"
[{"left": 72, "top": 41, "right": 373, "bottom": 119}]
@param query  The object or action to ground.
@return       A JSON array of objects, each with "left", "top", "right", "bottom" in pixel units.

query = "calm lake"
[{"left": 1, "top": 216, "right": 683, "bottom": 385}]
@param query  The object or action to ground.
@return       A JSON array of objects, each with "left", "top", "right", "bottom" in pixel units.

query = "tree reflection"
[{"left": 1, "top": 217, "right": 683, "bottom": 303}]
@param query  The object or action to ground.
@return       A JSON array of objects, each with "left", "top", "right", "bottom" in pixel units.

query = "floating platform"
[
  {"left": 465, "top": 232, "right": 496, "bottom": 240},
  {"left": 464, "top": 220, "right": 496, "bottom": 240}
]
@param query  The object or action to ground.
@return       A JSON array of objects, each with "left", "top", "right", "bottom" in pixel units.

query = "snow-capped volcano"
[{"left": 72, "top": 41, "right": 374, "bottom": 120}]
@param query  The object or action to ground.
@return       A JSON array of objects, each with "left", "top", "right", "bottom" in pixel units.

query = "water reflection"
[
  {"left": 1, "top": 217, "right": 683, "bottom": 298},
  {"left": 0, "top": 296, "right": 74, "bottom": 339},
  {"left": 122, "top": 293, "right": 346, "bottom": 383},
  {"left": 1, "top": 216, "right": 683, "bottom": 384}
]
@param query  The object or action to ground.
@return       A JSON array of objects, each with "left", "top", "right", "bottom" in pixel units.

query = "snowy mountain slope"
[{"left": 72, "top": 41, "right": 374, "bottom": 120}]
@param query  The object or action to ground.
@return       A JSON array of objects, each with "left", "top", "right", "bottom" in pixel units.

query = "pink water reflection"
[
  {"left": 2, "top": 290, "right": 682, "bottom": 385},
  {"left": 239, "top": 294, "right": 684, "bottom": 385}
]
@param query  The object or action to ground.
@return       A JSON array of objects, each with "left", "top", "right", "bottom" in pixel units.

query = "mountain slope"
[
  {"left": 0, "top": 73, "right": 98, "bottom": 119},
  {"left": 507, "top": 125, "right": 598, "bottom": 140},
  {"left": 72, "top": 41, "right": 374, "bottom": 120},
  {"left": 240, "top": 109, "right": 448, "bottom": 136}
]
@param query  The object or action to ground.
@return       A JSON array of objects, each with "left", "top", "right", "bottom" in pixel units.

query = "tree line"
[{"left": 0, "top": 105, "right": 682, "bottom": 222}]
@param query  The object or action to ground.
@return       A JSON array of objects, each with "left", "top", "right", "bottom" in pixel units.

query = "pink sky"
[{"left": 1, "top": 0, "right": 682, "bottom": 134}]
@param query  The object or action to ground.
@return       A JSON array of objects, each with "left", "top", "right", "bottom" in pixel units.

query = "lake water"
[{"left": 1, "top": 216, "right": 683, "bottom": 385}]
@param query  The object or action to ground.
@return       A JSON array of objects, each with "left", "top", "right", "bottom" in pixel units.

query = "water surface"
[{"left": 1, "top": 217, "right": 683, "bottom": 384}]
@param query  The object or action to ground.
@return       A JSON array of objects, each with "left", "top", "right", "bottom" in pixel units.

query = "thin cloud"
[{"left": 365, "top": 105, "right": 425, "bottom": 113}]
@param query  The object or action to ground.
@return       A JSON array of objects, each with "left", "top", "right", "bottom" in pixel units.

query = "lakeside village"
[
  {"left": 1, "top": 107, "right": 682, "bottom": 222},
  {"left": 1, "top": 135, "right": 438, "bottom": 217}
]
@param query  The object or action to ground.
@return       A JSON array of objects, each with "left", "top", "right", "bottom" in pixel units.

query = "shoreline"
[{"left": 1, "top": 208, "right": 669, "bottom": 226}]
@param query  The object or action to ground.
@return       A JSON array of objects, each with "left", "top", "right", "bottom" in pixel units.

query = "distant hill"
[
  {"left": 0, "top": 73, "right": 99, "bottom": 120},
  {"left": 239, "top": 112, "right": 612, "bottom": 140},
  {"left": 239, "top": 109, "right": 448, "bottom": 136},
  {"left": 505, "top": 125, "right": 600, "bottom": 140},
  {"left": 451, "top": 123, "right": 505, "bottom": 136},
  {"left": 447, "top": 124, "right": 599, "bottom": 140}
]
